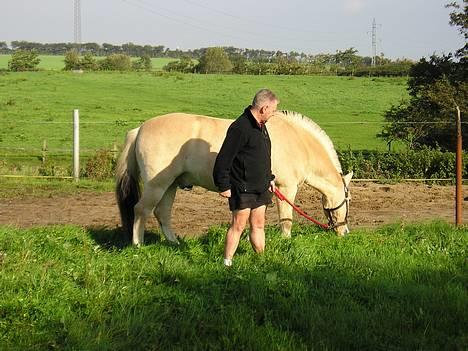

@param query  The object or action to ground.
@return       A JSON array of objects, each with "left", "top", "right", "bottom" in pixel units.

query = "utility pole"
[
  {"left": 371, "top": 18, "right": 377, "bottom": 66},
  {"left": 74, "top": 0, "right": 82, "bottom": 50}
]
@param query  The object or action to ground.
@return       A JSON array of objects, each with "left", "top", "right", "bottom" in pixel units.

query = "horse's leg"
[
  {"left": 153, "top": 182, "right": 179, "bottom": 244},
  {"left": 276, "top": 185, "right": 298, "bottom": 238},
  {"left": 133, "top": 183, "right": 167, "bottom": 246}
]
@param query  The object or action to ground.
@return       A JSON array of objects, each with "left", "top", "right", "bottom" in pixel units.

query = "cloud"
[{"left": 343, "top": 0, "right": 365, "bottom": 14}]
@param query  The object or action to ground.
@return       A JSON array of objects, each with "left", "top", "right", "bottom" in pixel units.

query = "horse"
[{"left": 115, "top": 111, "right": 352, "bottom": 246}]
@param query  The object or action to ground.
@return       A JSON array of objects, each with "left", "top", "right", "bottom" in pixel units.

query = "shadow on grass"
[{"left": 86, "top": 226, "right": 165, "bottom": 250}]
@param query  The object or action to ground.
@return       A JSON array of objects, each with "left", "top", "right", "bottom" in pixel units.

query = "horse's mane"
[{"left": 277, "top": 110, "right": 342, "bottom": 173}]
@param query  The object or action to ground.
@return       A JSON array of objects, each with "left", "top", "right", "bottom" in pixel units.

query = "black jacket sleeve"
[{"left": 212, "top": 126, "right": 246, "bottom": 192}]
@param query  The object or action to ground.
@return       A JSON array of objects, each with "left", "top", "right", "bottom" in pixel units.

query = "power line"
[
  {"left": 119, "top": 0, "right": 343, "bottom": 52},
  {"left": 120, "top": 0, "right": 261, "bottom": 45},
  {"left": 181, "top": 0, "right": 334, "bottom": 36}
]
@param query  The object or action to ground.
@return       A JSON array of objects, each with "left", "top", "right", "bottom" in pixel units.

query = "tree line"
[
  {"left": 1, "top": 40, "right": 413, "bottom": 75},
  {"left": 163, "top": 47, "right": 412, "bottom": 77},
  {"left": 0, "top": 40, "right": 395, "bottom": 63}
]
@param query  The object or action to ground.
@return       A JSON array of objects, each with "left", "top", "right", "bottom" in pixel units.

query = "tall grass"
[{"left": 0, "top": 221, "right": 466, "bottom": 350}]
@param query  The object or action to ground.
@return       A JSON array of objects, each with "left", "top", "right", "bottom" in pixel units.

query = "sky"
[{"left": 1, "top": 0, "right": 465, "bottom": 59}]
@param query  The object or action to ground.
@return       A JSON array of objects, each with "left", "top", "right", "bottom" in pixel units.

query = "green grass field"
[
  {"left": 0, "top": 55, "right": 177, "bottom": 71},
  {"left": 0, "top": 221, "right": 466, "bottom": 350},
  {"left": 0, "top": 57, "right": 408, "bottom": 176},
  {"left": 0, "top": 70, "right": 407, "bottom": 169}
]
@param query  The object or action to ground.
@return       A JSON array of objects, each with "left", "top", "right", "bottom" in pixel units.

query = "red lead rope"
[{"left": 273, "top": 188, "right": 330, "bottom": 230}]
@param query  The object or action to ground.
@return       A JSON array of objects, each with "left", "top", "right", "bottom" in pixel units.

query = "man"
[{"left": 213, "top": 88, "right": 279, "bottom": 267}]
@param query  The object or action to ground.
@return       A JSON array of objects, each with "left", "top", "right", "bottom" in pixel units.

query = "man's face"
[{"left": 259, "top": 100, "right": 279, "bottom": 122}]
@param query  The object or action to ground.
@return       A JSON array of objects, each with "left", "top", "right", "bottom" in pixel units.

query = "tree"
[
  {"left": 231, "top": 54, "right": 248, "bottom": 74},
  {"left": 197, "top": 47, "right": 233, "bottom": 74},
  {"left": 132, "top": 55, "right": 152, "bottom": 71},
  {"left": 334, "top": 48, "right": 360, "bottom": 70},
  {"left": 378, "top": 1, "right": 468, "bottom": 150},
  {"left": 446, "top": 0, "right": 468, "bottom": 57},
  {"left": 80, "top": 53, "right": 98, "bottom": 71},
  {"left": 0, "top": 41, "right": 9, "bottom": 54},
  {"left": 8, "top": 50, "right": 40, "bottom": 71},
  {"left": 378, "top": 55, "right": 467, "bottom": 150},
  {"left": 64, "top": 50, "right": 81, "bottom": 70}
]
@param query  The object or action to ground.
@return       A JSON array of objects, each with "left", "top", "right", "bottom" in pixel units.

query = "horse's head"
[{"left": 321, "top": 171, "right": 353, "bottom": 236}]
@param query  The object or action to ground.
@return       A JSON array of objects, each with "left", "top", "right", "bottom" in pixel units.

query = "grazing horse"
[{"left": 116, "top": 111, "right": 352, "bottom": 245}]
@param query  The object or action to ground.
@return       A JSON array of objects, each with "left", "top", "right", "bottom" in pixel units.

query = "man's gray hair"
[{"left": 252, "top": 88, "right": 278, "bottom": 108}]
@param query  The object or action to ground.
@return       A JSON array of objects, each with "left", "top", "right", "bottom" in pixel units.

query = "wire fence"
[{"left": 0, "top": 118, "right": 466, "bottom": 182}]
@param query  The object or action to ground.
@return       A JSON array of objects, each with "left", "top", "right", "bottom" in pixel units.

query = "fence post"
[
  {"left": 455, "top": 106, "right": 463, "bottom": 225},
  {"left": 73, "top": 109, "right": 80, "bottom": 182},
  {"left": 455, "top": 106, "right": 463, "bottom": 226},
  {"left": 112, "top": 143, "right": 118, "bottom": 162},
  {"left": 41, "top": 139, "right": 47, "bottom": 165}
]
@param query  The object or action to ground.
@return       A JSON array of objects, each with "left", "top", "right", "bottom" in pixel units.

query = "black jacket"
[{"left": 213, "top": 106, "right": 274, "bottom": 193}]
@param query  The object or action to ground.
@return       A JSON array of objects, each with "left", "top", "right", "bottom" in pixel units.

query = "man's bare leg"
[
  {"left": 249, "top": 205, "right": 266, "bottom": 253},
  {"left": 224, "top": 208, "right": 250, "bottom": 266}
]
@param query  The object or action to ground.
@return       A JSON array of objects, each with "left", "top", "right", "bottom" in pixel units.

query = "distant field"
[
  {"left": 0, "top": 70, "right": 408, "bottom": 174},
  {"left": 0, "top": 55, "right": 177, "bottom": 71}
]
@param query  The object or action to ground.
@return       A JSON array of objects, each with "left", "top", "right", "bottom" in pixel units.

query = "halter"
[{"left": 323, "top": 174, "right": 350, "bottom": 230}]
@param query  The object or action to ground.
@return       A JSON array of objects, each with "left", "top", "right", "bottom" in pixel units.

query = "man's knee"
[
  {"left": 250, "top": 237, "right": 265, "bottom": 253},
  {"left": 231, "top": 222, "right": 246, "bottom": 233},
  {"left": 249, "top": 227, "right": 265, "bottom": 253},
  {"left": 231, "top": 209, "right": 249, "bottom": 233}
]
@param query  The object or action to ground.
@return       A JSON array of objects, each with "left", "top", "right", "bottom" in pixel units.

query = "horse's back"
[
  {"left": 139, "top": 113, "right": 230, "bottom": 142},
  {"left": 136, "top": 113, "right": 232, "bottom": 187}
]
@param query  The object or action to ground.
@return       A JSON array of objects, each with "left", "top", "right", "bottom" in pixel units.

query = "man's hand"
[
  {"left": 269, "top": 180, "right": 276, "bottom": 193},
  {"left": 219, "top": 189, "right": 231, "bottom": 198}
]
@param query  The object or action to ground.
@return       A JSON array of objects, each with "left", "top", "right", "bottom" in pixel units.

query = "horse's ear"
[{"left": 343, "top": 171, "right": 353, "bottom": 186}]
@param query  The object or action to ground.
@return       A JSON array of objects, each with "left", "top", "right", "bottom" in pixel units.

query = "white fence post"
[{"left": 73, "top": 109, "right": 80, "bottom": 181}]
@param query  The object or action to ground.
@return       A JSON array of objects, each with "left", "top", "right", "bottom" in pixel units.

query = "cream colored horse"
[{"left": 116, "top": 111, "right": 352, "bottom": 245}]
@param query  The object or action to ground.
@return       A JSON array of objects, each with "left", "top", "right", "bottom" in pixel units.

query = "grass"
[
  {"left": 0, "top": 221, "right": 466, "bottom": 350},
  {"left": 0, "top": 70, "right": 408, "bottom": 176},
  {"left": 0, "top": 55, "right": 177, "bottom": 71}
]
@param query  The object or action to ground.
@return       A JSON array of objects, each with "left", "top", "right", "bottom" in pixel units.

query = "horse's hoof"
[{"left": 167, "top": 238, "right": 180, "bottom": 245}]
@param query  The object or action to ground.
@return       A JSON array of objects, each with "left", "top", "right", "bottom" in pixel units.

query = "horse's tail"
[{"left": 115, "top": 127, "right": 141, "bottom": 241}]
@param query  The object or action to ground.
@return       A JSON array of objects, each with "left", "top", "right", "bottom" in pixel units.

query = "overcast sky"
[{"left": 1, "top": 0, "right": 465, "bottom": 59}]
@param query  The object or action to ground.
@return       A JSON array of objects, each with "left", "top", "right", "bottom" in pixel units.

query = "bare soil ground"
[{"left": 0, "top": 183, "right": 467, "bottom": 237}]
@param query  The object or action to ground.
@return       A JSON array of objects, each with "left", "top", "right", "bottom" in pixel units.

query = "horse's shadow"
[{"left": 87, "top": 226, "right": 180, "bottom": 251}]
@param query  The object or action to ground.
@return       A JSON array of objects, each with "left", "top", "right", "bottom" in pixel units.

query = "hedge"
[{"left": 338, "top": 147, "right": 468, "bottom": 180}]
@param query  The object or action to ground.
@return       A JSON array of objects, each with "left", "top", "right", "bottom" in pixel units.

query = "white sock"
[{"left": 223, "top": 258, "right": 232, "bottom": 267}]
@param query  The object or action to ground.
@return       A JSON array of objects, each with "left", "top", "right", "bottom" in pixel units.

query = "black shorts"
[{"left": 228, "top": 189, "right": 273, "bottom": 211}]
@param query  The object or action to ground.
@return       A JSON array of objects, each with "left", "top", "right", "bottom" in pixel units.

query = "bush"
[
  {"left": 84, "top": 149, "right": 116, "bottom": 180},
  {"left": 338, "top": 147, "right": 468, "bottom": 180},
  {"left": 80, "top": 53, "right": 98, "bottom": 71},
  {"left": 98, "top": 54, "right": 132, "bottom": 71},
  {"left": 8, "top": 50, "right": 41, "bottom": 71},
  {"left": 132, "top": 55, "right": 152, "bottom": 71},
  {"left": 38, "top": 163, "right": 71, "bottom": 177},
  {"left": 163, "top": 57, "right": 195, "bottom": 73},
  {"left": 64, "top": 50, "right": 81, "bottom": 70}
]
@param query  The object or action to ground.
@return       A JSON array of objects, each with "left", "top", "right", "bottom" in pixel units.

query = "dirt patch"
[{"left": 0, "top": 183, "right": 467, "bottom": 236}]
